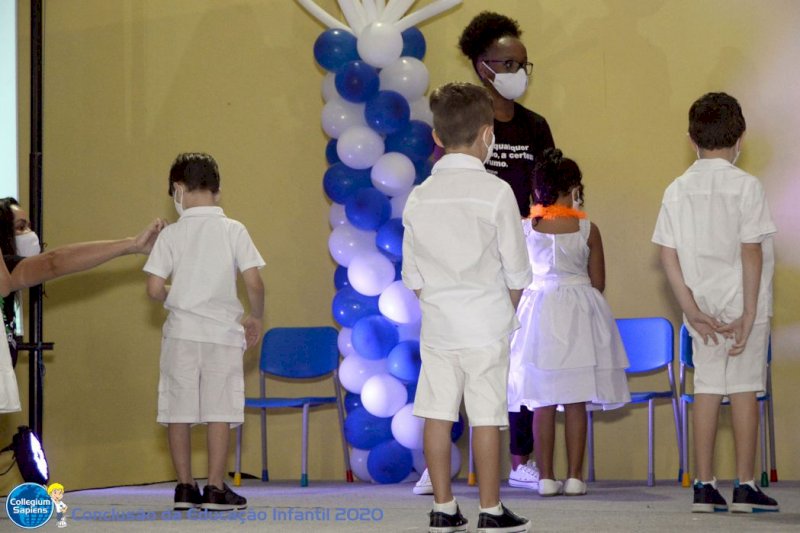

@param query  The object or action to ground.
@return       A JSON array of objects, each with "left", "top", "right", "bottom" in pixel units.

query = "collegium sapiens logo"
[{"left": 5, "top": 482, "right": 54, "bottom": 529}]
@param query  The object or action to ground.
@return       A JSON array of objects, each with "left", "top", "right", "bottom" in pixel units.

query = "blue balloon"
[
  {"left": 387, "top": 340, "right": 421, "bottom": 382},
  {"left": 351, "top": 315, "right": 399, "bottom": 360},
  {"left": 314, "top": 29, "right": 359, "bottom": 72},
  {"left": 344, "top": 407, "right": 393, "bottom": 449},
  {"left": 335, "top": 61, "right": 380, "bottom": 103},
  {"left": 323, "top": 163, "right": 372, "bottom": 204},
  {"left": 332, "top": 287, "right": 380, "bottom": 328},
  {"left": 345, "top": 188, "right": 391, "bottom": 230},
  {"left": 451, "top": 414, "right": 465, "bottom": 442},
  {"left": 344, "top": 392, "right": 362, "bottom": 414},
  {"left": 406, "top": 381, "right": 418, "bottom": 401},
  {"left": 394, "top": 261, "right": 402, "bottom": 281},
  {"left": 401, "top": 27, "right": 426, "bottom": 60},
  {"left": 326, "top": 139, "right": 340, "bottom": 164},
  {"left": 385, "top": 120, "right": 434, "bottom": 163},
  {"left": 367, "top": 439, "right": 413, "bottom": 484},
  {"left": 365, "top": 91, "right": 410, "bottom": 135},
  {"left": 375, "top": 218, "right": 404, "bottom": 261},
  {"left": 414, "top": 158, "right": 433, "bottom": 185},
  {"left": 334, "top": 265, "right": 350, "bottom": 289}
]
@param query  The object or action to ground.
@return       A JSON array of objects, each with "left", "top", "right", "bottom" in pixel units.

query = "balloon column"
[{"left": 299, "top": 0, "right": 463, "bottom": 484}]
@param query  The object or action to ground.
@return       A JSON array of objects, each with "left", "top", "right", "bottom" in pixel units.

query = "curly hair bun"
[{"left": 458, "top": 11, "right": 522, "bottom": 61}]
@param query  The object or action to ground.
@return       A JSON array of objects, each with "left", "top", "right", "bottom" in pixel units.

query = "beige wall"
[{"left": 3, "top": 0, "right": 798, "bottom": 493}]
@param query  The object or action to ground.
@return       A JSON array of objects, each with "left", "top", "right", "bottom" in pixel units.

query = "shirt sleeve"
[
  {"left": 651, "top": 200, "right": 676, "bottom": 248},
  {"left": 233, "top": 224, "right": 265, "bottom": 272},
  {"left": 142, "top": 232, "right": 172, "bottom": 279},
  {"left": 740, "top": 178, "right": 777, "bottom": 243},
  {"left": 495, "top": 184, "right": 532, "bottom": 289},
  {"left": 401, "top": 202, "right": 424, "bottom": 291}
]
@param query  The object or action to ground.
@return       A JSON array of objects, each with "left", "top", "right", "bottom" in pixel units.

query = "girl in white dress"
[{"left": 510, "top": 148, "right": 630, "bottom": 497}]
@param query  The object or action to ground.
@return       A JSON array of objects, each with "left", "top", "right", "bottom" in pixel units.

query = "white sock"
[
  {"left": 697, "top": 477, "right": 717, "bottom": 489},
  {"left": 740, "top": 479, "right": 757, "bottom": 489},
  {"left": 433, "top": 499, "right": 457, "bottom": 515},
  {"left": 480, "top": 502, "right": 503, "bottom": 516}
]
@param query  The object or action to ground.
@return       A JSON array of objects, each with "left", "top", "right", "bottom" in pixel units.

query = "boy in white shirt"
[
  {"left": 652, "top": 93, "right": 778, "bottom": 513},
  {"left": 145, "top": 153, "right": 265, "bottom": 511},
  {"left": 402, "top": 82, "right": 532, "bottom": 533}
]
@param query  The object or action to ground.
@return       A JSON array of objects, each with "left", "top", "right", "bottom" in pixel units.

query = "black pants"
[{"left": 508, "top": 405, "right": 534, "bottom": 456}]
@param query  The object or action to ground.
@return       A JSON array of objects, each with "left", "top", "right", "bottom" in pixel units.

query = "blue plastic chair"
[
  {"left": 233, "top": 327, "right": 353, "bottom": 486},
  {"left": 678, "top": 325, "right": 777, "bottom": 487},
  {"left": 587, "top": 317, "right": 681, "bottom": 486}
]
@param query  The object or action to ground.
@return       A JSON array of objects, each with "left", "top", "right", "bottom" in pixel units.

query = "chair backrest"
[
  {"left": 260, "top": 327, "right": 340, "bottom": 379},
  {"left": 616, "top": 317, "right": 674, "bottom": 373}
]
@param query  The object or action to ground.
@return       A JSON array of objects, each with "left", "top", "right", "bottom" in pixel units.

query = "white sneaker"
[
  {"left": 413, "top": 468, "right": 433, "bottom": 495},
  {"left": 538, "top": 478, "right": 563, "bottom": 497},
  {"left": 563, "top": 477, "right": 587, "bottom": 496},
  {"left": 508, "top": 461, "right": 540, "bottom": 490}
]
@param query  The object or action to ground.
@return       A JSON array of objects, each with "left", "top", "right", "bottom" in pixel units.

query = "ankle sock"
[
  {"left": 697, "top": 477, "right": 717, "bottom": 489},
  {"left": 738, "top": 479, "right": 757, "bottom": 490},
  {"left": 433, "top": 499, "right": 457, "bottom": 515},
  {"left": 479, "top": 502, "right": 503, "bottom": 516}
]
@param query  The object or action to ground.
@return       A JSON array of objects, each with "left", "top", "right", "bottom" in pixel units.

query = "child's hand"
[
  {"left": 716, "top": 312, "right": 755, "bottom": 356},
  {"left": 243, "top": 315, "right": 263, "bottom": 349},
  {"left": 133, "top": 218, "right": 168, "bottom": 254},
  {"left": 686, "top": 311, "right": 725, "bottom": 346}
]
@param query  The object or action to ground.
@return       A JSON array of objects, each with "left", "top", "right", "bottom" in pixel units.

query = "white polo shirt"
[
  {"left": 144, "top": 206, "right": 265, "bottom": 347},
  {"left": 652, "top": 158, "right": 776, "bottom": 322},
  {"left": 402, "top": 153, "right": 532, "bottom": 349}
]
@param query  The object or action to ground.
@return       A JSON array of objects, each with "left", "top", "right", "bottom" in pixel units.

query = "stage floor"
[{"left": 2, "top": 479, "right": 798, "bottom": 531}]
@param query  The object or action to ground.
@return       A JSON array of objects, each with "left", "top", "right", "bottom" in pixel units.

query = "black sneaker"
[
  {"left": 201, "top": 483, "right": 247, "bottom": 511},
  {"left": 428, "top": 505, "right": 468, "bottom": 533},
  {"left": 476, "top": 503, "right": 531, "bottom": 533},
  {"left": 173, "top": 483, "right": 202, "bottom": 510},
  {"left": 731, "top": 482, "right": 779, "bottom": 513},
  {"left": 692, "top": 481, "right": 728, "bottom": 513}
]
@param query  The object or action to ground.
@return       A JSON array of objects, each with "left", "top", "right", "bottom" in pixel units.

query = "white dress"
[{"left": 508, "top": 218, "right": 630, "bottom": 411}]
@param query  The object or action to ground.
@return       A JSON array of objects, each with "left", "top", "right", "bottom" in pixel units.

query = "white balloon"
[
  {"left": 391, "top": 403, "right": 424, "bottom": 450},
  {"left": 379, "top": 281, "right": 421, "bottom": 324},
  {"left": 322, "top": 72, "right": 338, "bottom": 102},
  {"left": 390, "top": 190, "right": 412, "bottom": 218},
  {"left": 371, "top": 152, "right": 416, "bottom": 197},
  {"left": 329, "top": 202, "right": 348, "bottom": 227},
  {"left": 339, "top": 354, "right": 388, "bottom": 394},
  {"left": 348, "top": 251, "right": 396, "bottom": 296},
  {"left": 322, "top": 98, "right": 366, "bottom": 139},
  {"left": 350, "top": 447, "right": 373, "bottom": 482},
  {"left": 409, "top": 97, "right": 433, "bottom": 126},
  {"left": 397, "top": 319, "right": 421, "bottom": 341},
  {"left": 328, "top": 222, "right": 377, "bottom": 267},
  {"left": 357, "top": 22, "right": 403, "bottom": 68},
  {"left": 338, "top": 327, "right": 357, "bottom": 357},
  {"left": 337, "top": 126, "right": 385, "bottom": 170},
  {"left": 361, "top": 373, "right": 408, "bottom": 417},
  {"left": 379, "top": 57, "right": 429, "bottom": 101}
]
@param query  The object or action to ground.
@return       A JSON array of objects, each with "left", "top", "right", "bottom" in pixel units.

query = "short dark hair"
[
  {"left": 458, "top": 11, "right": 522, "bottom": 66},
  {"left": 429, "top": 82, "right": 494, "bottom": 148},
  {"left": 688, "top": 92, "right": 746, "bottom": 150},
  {"left": 168, "top": 152, "right": 220, "bottom": 196},
  {"left": 532, "top": 148, "right": 583, "bottom": 207}
]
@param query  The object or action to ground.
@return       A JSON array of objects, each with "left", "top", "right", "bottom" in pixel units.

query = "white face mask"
[
  {"left": 482, "top": 127, "right": 496, "bottom": 165},
  {"left": 173, "top": 185, "right": 185, "bottom": 216},
  {"left": 483, "top": 62, "right": 528, "bottom": 101},
  {"left": 732, "top": 139, "right": 741, "bottom": 165},
  {"left": 571, "top": 188, "right": 582, "bottom": 210},
  {"left": 16, "top": 231, "right": 41, "bottom": 257}
]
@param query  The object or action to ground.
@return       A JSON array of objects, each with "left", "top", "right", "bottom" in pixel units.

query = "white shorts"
[
  {"left": 689, "top": 321, "right": 769, "bottom": 395},
  {"left": 413, "top": 336, "right": 510, "bottom": 427},
  {"left": 157, "top": 337, "right": 245, "bottom": 428}
]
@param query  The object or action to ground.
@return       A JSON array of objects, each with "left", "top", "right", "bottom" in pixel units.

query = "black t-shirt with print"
[{"left": 485, "top": 102, "right": 555, "bottom": 217}]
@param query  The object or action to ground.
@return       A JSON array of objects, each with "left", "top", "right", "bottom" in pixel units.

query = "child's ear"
[
  {"left": 686, "top": 132, "right": 699, "bottom": 153},
  {"left": 432, "top": 129, "right": 445, "bottom": 149}
]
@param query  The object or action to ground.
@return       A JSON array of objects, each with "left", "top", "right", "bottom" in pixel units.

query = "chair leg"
[
  {"left": 234, "top": 425, "right": 243, "bottom": 486},
  {"left": 301, "top": 403, "right": 310, "bottom": 487},
  {"left": 767, "top": 395, "right": 778, "bottom": 483},
  {"left": 334, "top": 375, "right": 354, "bottom": 482},
  {"left": 647, "top": 399, "right": 655, "bottom": 487},
  {"left": 260, "top": 408, "right": 269, "bottom": 482},
  {"left": 759, "top": 401, "right": 768, "bottom": 487},
  {"left": 681, "top": 400, "right": 690, "bottom": 487},
  {"left": 671, "top": 396, "right": 682, "bottom": 483},
  {"left": 587, "top": 410, "right": 595, "bottom": 482},
  {"left": 467, "top": 426, "right": 476, "bottom": 486}
]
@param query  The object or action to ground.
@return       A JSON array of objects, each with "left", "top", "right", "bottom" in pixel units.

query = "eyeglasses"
[{"left": 483, "top": 59, "right": 534, "bottom": 76}]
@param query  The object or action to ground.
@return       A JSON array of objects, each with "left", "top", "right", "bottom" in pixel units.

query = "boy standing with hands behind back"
[
  {"left": 653, "top": 93, "right": 778, "bottom": 513},
  {"left": 145, "top": 152, "right": 265, "bottom": 511},
  {"left": 402, "top": 82, "right": 532, "bottom": 533}
]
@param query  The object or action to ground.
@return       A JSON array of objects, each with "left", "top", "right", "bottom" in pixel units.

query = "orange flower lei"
[{"left": 529, "top": 204, "right": 586, "bottom": 220}]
